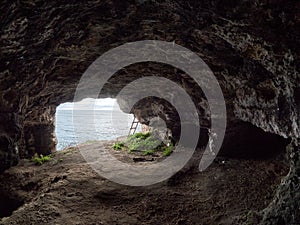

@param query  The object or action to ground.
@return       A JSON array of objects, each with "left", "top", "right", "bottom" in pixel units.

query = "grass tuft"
[
  {"left": 31, "top": 154, "right": 51, "bottom": 165},
  {"left": 113, "top": 142, "right": 124, "bottom": 150},
  {"left": 162, "top": 143, "right": 174, "bottom": 156},
  {"left": 112, "top": 132, "right": 174, "bottom": 157}
]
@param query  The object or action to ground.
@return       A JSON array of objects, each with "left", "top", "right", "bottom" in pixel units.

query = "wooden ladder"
[{"left": 128, "top": 116, "right": 139, "bottom": 136}]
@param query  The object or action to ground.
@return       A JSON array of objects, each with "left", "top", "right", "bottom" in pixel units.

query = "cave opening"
[{"left": 55, "top": 98, "right": 139, "bottom": 150}]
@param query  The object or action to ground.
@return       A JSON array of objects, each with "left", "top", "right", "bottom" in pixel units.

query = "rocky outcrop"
[{"left": 0, "top": 0, "right": 299, "bottom": 223}]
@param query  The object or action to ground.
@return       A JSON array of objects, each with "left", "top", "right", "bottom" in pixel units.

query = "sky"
[{"left": 57, "top": 98, "right": 117, "bottom": 111}]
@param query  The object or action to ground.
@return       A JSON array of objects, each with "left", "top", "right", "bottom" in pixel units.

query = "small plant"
[
  {"left": 162, "top": 143, "right": 174, "bottom": 157},
  {"left": 31, "top": 154, "right": 51, "bottom": 165},
  {"left": 113, "top": 142, "right": 124, "bottom": 150},
  {"left": 143, "top": 149, "right": 155, "bottom": 156},
  {"left": 133, "top": 132, "right": 150, "bottom": 139},
  {"left": 127, "top": 135, "right": 161, "bottom": 153},
  {"left": 113, "top": 132, "right": 174, "bottom": 157}
]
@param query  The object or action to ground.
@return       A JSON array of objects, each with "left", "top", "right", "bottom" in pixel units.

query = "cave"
[{"left": 0, "top": 0, "right": 299, "bottom": 224}]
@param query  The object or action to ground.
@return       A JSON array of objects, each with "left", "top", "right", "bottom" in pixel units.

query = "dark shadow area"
[
  {"left": 219, "top": 121, "right": 290, "bottom": 159},
  {"left": 0, "top": 193, "right": 24, "bottom": 218}
]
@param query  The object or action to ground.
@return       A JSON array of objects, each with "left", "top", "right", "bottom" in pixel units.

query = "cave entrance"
[{"left": 55, "top": 98, "right": 140, "bottom": 150}]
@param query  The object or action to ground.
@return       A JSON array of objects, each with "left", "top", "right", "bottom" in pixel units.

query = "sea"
[{"left": 55, "top": 104, "right": 140, "bottom": 150}]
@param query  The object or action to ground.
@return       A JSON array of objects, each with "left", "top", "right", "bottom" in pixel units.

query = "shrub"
[
  {"left": 162, "top": 143, "right": 174, "bottom": 157},
  {"left": 143, "top": 149, "right": 155, "bottom": 156},
  {"left": 127, "top": 135, "right": 160, "bottom": 153},
  {"left": 113, "top": 142, "right": 124, "bottom": 150},
  {"left": 133, "top": 132, "right": 150, "bottom": 139},
  {"left": 31, "top": 154, "right": 51, "bottom": 165},
  {"left": 113, "top": 132, "right": 174, "bottom": 157}
]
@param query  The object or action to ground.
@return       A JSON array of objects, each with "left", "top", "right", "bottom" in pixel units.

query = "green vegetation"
[
  {"left": 31, "top": 154, "right": 51, "bottom": 165},
  {"left": 62, "top": 147, "right": 76, "bottom": 155},
  {"left": 131, "top": 132, "right": 151, "bottom": 139},
  {"left": 127, "top": 134, "right": 161, "bottom": 153},
  {"left": 113, "top": 142, "right": 124, "bottom": 150},
  {"left": 113, "top": 132, "right": 174, "bottom": 157},
  {"left": 143, "top": 149, "right": 155, "bottom": 156},
  {"left": 162, "top": 143, "right": 174, "bottom": 156}
]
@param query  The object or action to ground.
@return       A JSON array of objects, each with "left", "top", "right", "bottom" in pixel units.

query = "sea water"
[{"left": 55, "top": 100, "right": 139, "bottom": 150}]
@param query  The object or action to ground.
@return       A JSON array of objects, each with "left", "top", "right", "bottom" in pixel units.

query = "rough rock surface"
[
  {"left": 0, "top": 0, "right": 299, "bottom": 224},
  {"left": 0, "top": 142, "right": 289, "bottom": 225}
]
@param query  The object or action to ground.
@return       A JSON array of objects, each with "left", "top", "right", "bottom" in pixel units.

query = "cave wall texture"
[{"left": 0, "top": 0, "right": 299, "bottom": 224}]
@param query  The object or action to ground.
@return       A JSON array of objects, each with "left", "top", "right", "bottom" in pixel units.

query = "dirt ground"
[{"left": 0, "top": 140, "right": 288, "bottom": 225}]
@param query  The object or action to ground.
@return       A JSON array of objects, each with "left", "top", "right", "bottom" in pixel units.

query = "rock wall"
[{"left": 0, "top": 0, "right": 299, "bottom": 223}]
